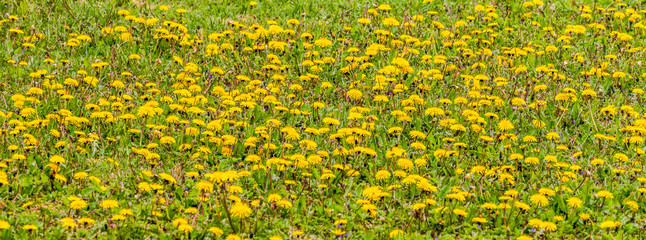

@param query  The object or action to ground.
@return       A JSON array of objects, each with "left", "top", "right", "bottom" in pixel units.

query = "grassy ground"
[{"left": 1, "top": 0, "right": 646, "bottom": 239}]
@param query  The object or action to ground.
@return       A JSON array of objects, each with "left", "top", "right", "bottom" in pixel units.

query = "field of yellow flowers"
[{"left": 1, "top": 0, "right": 646, "bottom": 239}]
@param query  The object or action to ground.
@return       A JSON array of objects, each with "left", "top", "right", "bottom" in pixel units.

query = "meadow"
[{"left": 1, "top": 0, "right": 645, "bottom": 239}]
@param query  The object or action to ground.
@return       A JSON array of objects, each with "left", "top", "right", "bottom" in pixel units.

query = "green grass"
[{"left": 1, "top": 0, "right": 646, "bottom": 239}]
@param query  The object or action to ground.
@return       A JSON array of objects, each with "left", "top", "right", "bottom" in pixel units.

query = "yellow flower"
[
  {"left": 566, "top": 197, "right": 582, "bottom": 208},
  {"left": 225, "top": 235, "right": 242, "bottom": 240},
  {"left": 314, "top": 38, "right": 333, "bottom": 48},
  {"left": 100, "top": 199, "right": 119, "bottom": 209},
  {"left": 331, "top": 228, "right": 346, "bottom": 236},
  {"left": 347, "top": 89, "right": 363, "bottom": 100},
  {"left": 74, "top": 172, "right": 89, "bottom": 180},
  {"left": 230, "top": 203, "right": 252, "bottom": 219},
  {"left": 159, "top": 173, "right": 177, "bottom": 184},
  {"left": 119, "top": 209, "right": 134, "bottom": 216},
  {"left": 22, "top": 224, "right": 37, "bottom": 230},
  {"left": 60, "top": 218, "right": 77, "bottom": 229},
  {"left": 287, "top": 19, "right": 299, "bottom": 26},
  {"left": 50, "top": 155, "right": 66, "bottom": 163},
  {"left": 276, "top": 200, "right": 293, "bottom": 209},
  {"left": 383, "top": 17, "right": 400, "bottom": 26},
  {"left": 375, "top": 170, "right": 391, "bottom": 180},
  {"left": 625, "top": 201, "right": 639, "bottom": 211},
  {"left": 453, "top": 209, "right": 467, "bottom": 217},
  {"left": 378, "top": 4, "right": 392, "bottom": 11},
  {"left": 411, "top": 203, "right": 426, "bottom": 210},
  {"left": 530, "top": 194, "right": 549, "bottom": 207},
  {"left": 195, "top": 181, "right": 214, "bottom": 193},
  {"left": 177, "top": 224, "right": 193, "bottom": 233},
  {"left": 517, "top": 235, "right": 533, "bottom": 240},
  {"left": 539, "top": 221, "right": 557, "bottom": 231},
  {"left": 497, "top": 119, "right": 515, "bottom": 131},
  {"left": 21, "top": 201, "right": 33, "bottom": 208},
  {"left": 599, "top": 221, "right": 621, "bottom": 229},
  {"left": 597, "top": 190, "right": 614, "bottom": 199},
  {"left": 70, "top": 200, "right": 88, "bottom": 210},
  {"left": 0, "top": 220, "right": 9, "bottom": 229},
  {"left": 389, "top": 229, "right": 404, "bottom": 238},
  {"left": 267, "top": 194, "right": 282, "bottom": 203},
  {"left": 528, "top": 219, "right": 542, "bottom": 227},
  {"left": 358, "top": 18, "right": 371, "bottom": 24},
  {"left": 209, "top": 227, "right": 224, "bottom": 236}
]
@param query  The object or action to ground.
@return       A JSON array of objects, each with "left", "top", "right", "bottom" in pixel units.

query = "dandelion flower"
[{"left": 230, "top": 203, "right": 252, "bottom": 219}]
